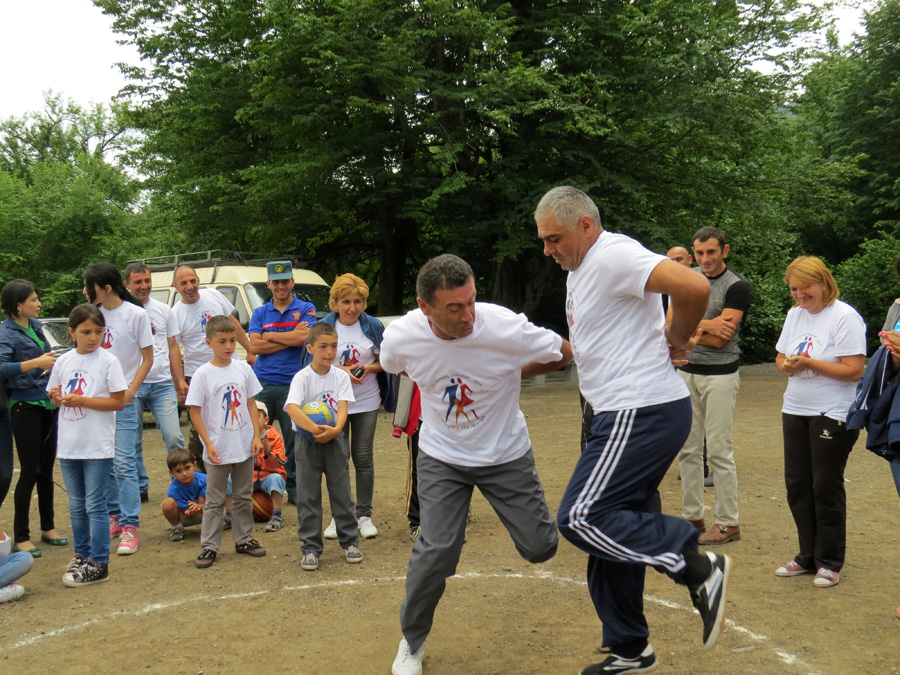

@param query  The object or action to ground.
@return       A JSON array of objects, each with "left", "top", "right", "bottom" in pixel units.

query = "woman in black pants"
[
  {"left": 774, "top": 257, "right": 865, "bottom": 589},
  {"left": 0, "top": 280, "right": 63, "bottom": 557}
]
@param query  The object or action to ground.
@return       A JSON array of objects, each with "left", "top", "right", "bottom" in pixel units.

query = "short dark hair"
[
  {"left": 307, "top": 321, "right": 336, "bottom": 345},
  {"left": 0, "top": 279, "right": 36, "bottom": 318},
  {"left": 68, "top": 303, "right": 105, "bottom": 331},
  {"left": 166, "top": 448, "right": 195, "bottom": 472},
  {"left": 416, "top": 254, "right": 474, "bottom": 306},
  {"left": 204, "top": 315, "right": 234, "bottom": 339},
  {"left": 123, "top": 262, "right": 150, "bottom": 282},
  {"left": 692, "top": 226, "right": 727, "bottom": 250}
]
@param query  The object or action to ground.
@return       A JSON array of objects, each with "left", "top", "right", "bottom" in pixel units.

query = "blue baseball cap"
[{"left": 267, "top": 260, "right": 293, "bottom": 281}]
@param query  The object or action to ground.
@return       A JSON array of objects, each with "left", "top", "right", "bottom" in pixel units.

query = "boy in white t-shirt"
[
  {"left": 185, "top": 316, "right": 266, "bottom": 569},
  {"left": 284, "top": 322, "right": 360, "bottom": 571}
]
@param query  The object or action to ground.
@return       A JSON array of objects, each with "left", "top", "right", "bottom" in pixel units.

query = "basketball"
[
  {"left": 252, "top": 491, "right": 274, "bottom": 522},
  {"left": 299, "top": 400, "right": 336, "bottom": 441}
]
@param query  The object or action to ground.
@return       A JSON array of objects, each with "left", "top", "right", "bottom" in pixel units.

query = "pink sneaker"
[
  {"left": 109, "top": 516, "right": 123, "bottom": 538},
  {"left": 117, "top": 526, "right": 138, "bottom": 555}
]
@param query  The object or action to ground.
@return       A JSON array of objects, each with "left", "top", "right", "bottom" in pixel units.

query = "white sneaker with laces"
[
  {"left": 358, "top": 516, "right": 378, "bottom": 539},
  {"left": 392, "top": 637, "right": 425, "bottom": 675},
  {"left": 324, "top": 518, "right": 338, "bottom": 540},
  {"left": 0, "top": 583, "right": 25, "bottom": 604}
]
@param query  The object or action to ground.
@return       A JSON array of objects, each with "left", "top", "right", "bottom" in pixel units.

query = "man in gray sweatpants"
[{"left": 380, "top": 254, "right": 572, "bottom": 675}]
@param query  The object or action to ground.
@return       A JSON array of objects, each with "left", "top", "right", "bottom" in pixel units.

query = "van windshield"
[{"left": 245, "top": 283, "right": 331, "bottom": 318}]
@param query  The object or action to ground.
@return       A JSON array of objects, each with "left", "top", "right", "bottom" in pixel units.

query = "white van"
[{"left": 128, "top": 250, "right": 332, "bottom": 328}]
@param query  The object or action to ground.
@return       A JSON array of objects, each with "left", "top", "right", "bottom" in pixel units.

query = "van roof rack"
[{"left": 127, "top": 250, "right": 308, "bottom": 272}]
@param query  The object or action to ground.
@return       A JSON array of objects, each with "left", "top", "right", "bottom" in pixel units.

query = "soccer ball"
[{"left": 299, "top": 400, "right": 335, "bottom": 441}]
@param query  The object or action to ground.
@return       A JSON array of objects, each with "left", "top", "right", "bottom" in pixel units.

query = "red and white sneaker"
[
  {"left": 813, "top": 568, "right": 840, "bottom": 588},
  {"left": 774, "top": 560, "right": 813, "bottom": 577},
  {"left": 117, "top": 526, "right": 139, "bottom": 555},
  {"left": 109, "top": 516, "right": 123, "bottom": 538}
]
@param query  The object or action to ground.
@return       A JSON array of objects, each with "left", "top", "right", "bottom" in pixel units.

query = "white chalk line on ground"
[{"left": 8, "top": 570, "right": 817, "bottom": 671}]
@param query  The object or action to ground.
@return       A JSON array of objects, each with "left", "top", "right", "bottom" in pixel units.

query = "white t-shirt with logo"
[
  {"left": 380, "top": 303, "right": 563, "bottom": 467},
  {"left": 143, "top": 296, "right": 180, "bottom": 384},
  {"left": 284, "top": 364, "right": 355, "bottom": 432},
  {"left": 335, "top": 319, "right": 380, "bottom": 413},
  {"left": 47, "top": 348, "right": 128, "bottom": 459},
  {"left": 568, "top": 231, "right": 688, "bottom": 413},
  {"left": 776, "top": 300, "right": 866, "bottom": 422},
  {"left": 99, "top": 300, "right": 155, "bottom": 384},
  {"left": 172, "top": 288, "right": 236, "bottom": 377},
  {"left": 184, "top": 360, "right": 263, "bottom": 464}
]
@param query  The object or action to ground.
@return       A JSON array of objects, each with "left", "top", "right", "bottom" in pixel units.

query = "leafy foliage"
[
  {"left": 0, "top": 95, "right": 148, "bottom": 315},
  {"left": 97, "top": 0, "right": 829, "bottom": 325}
]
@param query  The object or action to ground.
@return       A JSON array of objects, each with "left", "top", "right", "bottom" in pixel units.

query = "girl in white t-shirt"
[
  {"left": 82, "top": 263, "right": 153, "bottom": 554},
  {"left": 47, "top": 304, "right": 127, "bottom": 587},
  {"left": 774, "top": 256, "right": 865, "bottom": 589}
]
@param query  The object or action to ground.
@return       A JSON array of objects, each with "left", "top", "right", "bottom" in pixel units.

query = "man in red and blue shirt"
[{"left": 249, "top": 260, "right": 317, "bottom": 503}]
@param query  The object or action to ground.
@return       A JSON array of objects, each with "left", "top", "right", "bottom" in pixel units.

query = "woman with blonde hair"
[
  {"left": 321, "top": 274, "right": 393, "bottom": 540},
  {"left": 774, "top": 256, "right": 865, "bottom": 588}
]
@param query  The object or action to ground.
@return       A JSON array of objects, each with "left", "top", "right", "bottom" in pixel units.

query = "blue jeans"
[
  {"left": 135, "top": 381, "right": 185, "bottom": 493},
  {"left": 0, "top": 550, "right": 34, "bottom": 586},
  {"left": 226, "top": 472, "right": 286, "bottom": 497},
  {"left": 107, "top": 398, "right": 141, "bottom": 528},
  {"left": 60, "top": 458, "right": 113, "bottom": 565}
]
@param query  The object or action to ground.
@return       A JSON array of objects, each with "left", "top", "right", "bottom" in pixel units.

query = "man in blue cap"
[{"left": 249, "top": 260, "right": 317, "bottom": 503}]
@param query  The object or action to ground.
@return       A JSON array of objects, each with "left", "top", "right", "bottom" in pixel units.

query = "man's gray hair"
[
  {"left": 534, "top": 186, "right": 601, "bottom": 230},
  {"left": 416, "top": 254, "right": 474, "bottom": 306}
]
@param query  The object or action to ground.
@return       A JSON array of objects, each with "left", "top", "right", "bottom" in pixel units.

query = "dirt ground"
[{"left": 2, "top": 365, "right": 899, "bottom": 674}]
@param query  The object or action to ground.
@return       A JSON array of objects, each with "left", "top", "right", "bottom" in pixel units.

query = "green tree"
[
  {"left": 0, "top": 95, "right": 147, "bottom": 314},
  {"left": 99, "top": 0, "right": 828, "bottom": 326}
]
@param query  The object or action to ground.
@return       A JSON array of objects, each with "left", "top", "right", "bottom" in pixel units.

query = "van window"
[
  {"left": 245, "top": 283, "right": 331, "bottom": 318},
  {"left": 214, "top": 286, "right": 250, "bottom": 326},
  {"left": 150, "top": 289, "right": 171, "bottom": 306}
]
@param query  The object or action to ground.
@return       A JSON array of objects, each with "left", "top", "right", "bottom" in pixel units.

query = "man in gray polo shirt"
[{"left": 676, "top": 227, "right": 751, "bottom": 545}]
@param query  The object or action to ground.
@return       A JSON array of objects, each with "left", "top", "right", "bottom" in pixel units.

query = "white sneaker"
[
  {"left": 324, "top": 518, "right": 338, "bottom": 540},
  {"left": 392, "top": 637, "right": 425, "bottom": 675},
  {"left": 358, "top": 516, "right": 379, "bottom": 539},
  {"left": 0, "top": 583, "right": 25, "bottom": 604}
]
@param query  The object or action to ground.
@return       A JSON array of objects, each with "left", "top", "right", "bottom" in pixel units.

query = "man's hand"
[
  {"left": 668, "top": 326, "right": 701, "bottom": 367},
  {"left": 703, "top": 315, "right": 737, "bottom": 341}
]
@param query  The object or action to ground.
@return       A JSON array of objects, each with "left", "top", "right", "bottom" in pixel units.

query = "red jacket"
[{"left": 254, "top": 425, "right": 287, "bottom": 481}]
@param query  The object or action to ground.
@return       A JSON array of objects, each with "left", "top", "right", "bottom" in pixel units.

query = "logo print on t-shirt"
[
  {"left": 201, "top": 312, "right": 214, "bottom": 331},
  {"left": 102, "top": 328, "right": 113, "bottom": 349},
  {"left": 339, "top": 344, "right": 361, "bottom": 367},
  {"left": 566, "top": 290, "right": 576, "bottom": 329},
  {"left": 436, "top": 375, "right": 483, "bottom": 430},
  {"left": 790, "top": 334, "right": 818, "bottom": 379},
  {"left": 62, "top": 371, "right": 90, "bottom": 421},
  {"left": 221, "top": 383, "right": 245, "bottom": 428},
  {"left": 322, "top": 392, "right": 339, "bottom": 413}
]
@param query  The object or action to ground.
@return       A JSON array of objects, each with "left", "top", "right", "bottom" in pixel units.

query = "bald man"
[{"left": 667, "top": 246, "right": 693, "bottom": 268}]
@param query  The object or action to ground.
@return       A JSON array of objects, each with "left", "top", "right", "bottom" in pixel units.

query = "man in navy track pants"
[{"left": 535, "top": 185, "right": 734, "bottom": 675}]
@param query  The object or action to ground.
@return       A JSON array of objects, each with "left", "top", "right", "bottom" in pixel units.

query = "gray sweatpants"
[
  {"left": 400, "top": 449, "right": 558, "bottom": 651},
  {"left": 295, "top": 434, "right": 358, "bottom": 555},
  {"left": 200, "top": 456, "right": 254, "bottom": 552}
]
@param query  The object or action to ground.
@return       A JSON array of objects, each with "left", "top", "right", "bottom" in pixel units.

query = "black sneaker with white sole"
[
  {"left": 579, "top": 645, "right": 657, "bottom": 674},
  {"left": 63, "top": 559, "right": 109, "bottom": 587},
  {"left": 689, "top": 550, "right": 732, "bottom": 649},
  {"left": 235, "top": 539, "right": 266, "bottom": 557}
]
